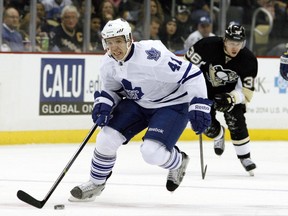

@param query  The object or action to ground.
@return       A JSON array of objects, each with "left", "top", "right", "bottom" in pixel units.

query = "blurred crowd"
[{"left": 1, "top": 0, "right": 288, "bottom": 56}]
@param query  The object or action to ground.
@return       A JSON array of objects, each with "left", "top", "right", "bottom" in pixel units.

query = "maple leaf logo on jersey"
[
  {"left": 121, "top": 79, "right": 144, "bottom": 100},
  {"left": 208, "top": 64, "right": 238, "bottom": 87},
  {"left": 145, "top": 48, "right": 161, "bottom": 61}
]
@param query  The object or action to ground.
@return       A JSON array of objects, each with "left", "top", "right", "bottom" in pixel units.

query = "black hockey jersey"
[
  {"left": 185, "top": 36, "right": 258, "bottom": 100},
  {"left": 50, "top": 24, "right": 83, "bottom": 52}
]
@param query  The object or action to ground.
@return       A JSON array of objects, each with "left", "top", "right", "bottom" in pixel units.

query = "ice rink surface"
[{"left": 1, "top": 140, "right": 288, "bottom": 216}]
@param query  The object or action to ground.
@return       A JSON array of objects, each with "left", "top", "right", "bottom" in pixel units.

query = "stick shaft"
[{"left": 199, "top": 134, "right": 207, "bottom": 179}]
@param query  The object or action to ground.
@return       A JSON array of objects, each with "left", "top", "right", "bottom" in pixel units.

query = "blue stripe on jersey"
[
  {"left": 152, "top": 92, "right": 188, "bottom": 103},
  {"left": 181, "top": 70, "right": 202, "bottom": 84},
  {"left": 159, "top": 92, "right": 188, "bottom": 103},
  {"left": 177, "top": 62, "right": 192, "bottom": 84},
  {"left": 151, "top": 87, "right": 188, "bottom": 103},
  {"left": 151, "top": 86, "right": 180, "bottom": 102}
]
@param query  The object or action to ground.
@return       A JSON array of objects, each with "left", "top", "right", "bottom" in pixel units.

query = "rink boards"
[{"left": 0, "top": 54, "right": 287, "bottom": 144}]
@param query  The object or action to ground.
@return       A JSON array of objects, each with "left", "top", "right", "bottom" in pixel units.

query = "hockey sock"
[
  {"left": 214, "top": 126, "right": 224, "bottom": 140},
  {"left": 160, "top": 147, "right": 182, "bottom": 170},
  {"left": 90, "top": 149, "right": 116, "bottom": 184}
]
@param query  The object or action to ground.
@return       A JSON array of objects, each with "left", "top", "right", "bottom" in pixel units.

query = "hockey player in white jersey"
[{"left": 69, "top": 18, "right": 212, "bottom": 202}]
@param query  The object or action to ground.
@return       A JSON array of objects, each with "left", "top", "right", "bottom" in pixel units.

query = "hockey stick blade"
[
  {"left": 201, "top": 165, "right": 208, "bottom": 180},
  {"left": 17, "top": 123, "right": 98, "bottom": 209},
  {"left": 17, "top": 190, "right": 45, "bottom": 209}
]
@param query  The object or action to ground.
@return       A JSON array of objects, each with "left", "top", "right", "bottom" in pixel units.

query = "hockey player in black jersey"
[{"left": 185, "top": 24, "right": 258, "bottom": 175}]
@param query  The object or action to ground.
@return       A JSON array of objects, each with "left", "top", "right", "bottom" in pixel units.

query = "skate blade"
[
  {"left": 248, "top": 170, "right": 254, "bottom": 176},
  {"left": 68, "top": 195, "right": 96, "bottom": 202}
]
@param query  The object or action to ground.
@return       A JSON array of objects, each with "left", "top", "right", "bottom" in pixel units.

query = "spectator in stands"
[
  {"left": 148, "top": 0, "right": 165, "bottom": 24},
  {"left": 119, "top": 1, "right": 142, "bottom": 31},
  {"left": 49, "top": 5, "right": 83, "bottom": 52},
  {"left": 109, "top": 0, "right": 123, "bottom": 8},
  {"left": 184, "top": 16, "right": 215, "bottom": 50},
  {"left": 78, "top": 0, "right": 96, "bottom": 25},
  {"left": 159, "top": 17, "right": 184, "bottom": 53},
  {"left": 37, "top": 2, "right": 58, "bottom": 35},
  {"left": 4, "top": 0, "right": 30, "bottom": 17},
  {"left": 135, "top": 0, "right": 166, "bottom": 28},
  {"left": 89, "top": 13, "right": 104, "bottom": 53},
  {"left": 133, "top": 15, "right": 162, "bottom": 41},
  {"left": 97, "top": 0, "right": 118, "bottom": 29},
  {"left": 118, "top": 0, "right": 142, "bottom": 26},
  {"left": 149, "top": 15, "right": 162, "bottom": 40},
  {"left": 1, "top": 7, "right": 24, "bottom": 52},
  {"left": 189, "top": 0, "right": 212, "bottom": 29},
  {"left": 91, "top": 0, "right": 102, "bottom": 10},
  {"left": 19, "top": 12, "right": 35, "bottom": 51},
  {"left": 158, "top": 0, "right": 173, "bottom": 16},
  {"left": 19, "top": 12, "right": 50, "bottom": 52},
  {"left": 175, "top": 5, "right": 194, "bottom": 42},
  {"left": 125, "top": 0, "right": 165, "bottom": 42},
  {"left": 40, "top": 0, "right": 73, "bottom": 24}
]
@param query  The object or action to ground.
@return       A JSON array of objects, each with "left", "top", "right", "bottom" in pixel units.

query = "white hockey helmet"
[{"left": 101, "top": 18, "right": 132, "bottom": 50}]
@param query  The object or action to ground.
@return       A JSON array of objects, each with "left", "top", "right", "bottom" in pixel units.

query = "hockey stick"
[
  {"left": 17, "top": 123, "right": 98, "bottom": 209},
  {"left": 199, "top": 133, "right": 207, "bottom": 179}
]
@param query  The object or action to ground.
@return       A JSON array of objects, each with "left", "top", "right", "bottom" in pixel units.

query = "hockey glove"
[
  {"left": 280, "top": 49, "right": 288, "bottom": 81},
  {"left": 214, "top": 93, "right": 235, "bottom": 112},
  {"left": 92, "top": 91, "right": 114, "bottom": 127},
  {"left": 189, "top": 97, "right": 212, "bottom": 135}
]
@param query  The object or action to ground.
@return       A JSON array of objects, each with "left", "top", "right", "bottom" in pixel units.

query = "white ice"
[{"left": 1, "top": 140, "right": 288, "bottom": 216}]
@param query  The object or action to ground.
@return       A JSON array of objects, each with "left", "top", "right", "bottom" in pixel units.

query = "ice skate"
[
  {"left": 240, "top": 158, "right": 256, "bottom": 176},
  {"left": 68, "top": 181, "right": 106, "bottom": 202},
  {"left": 166, "top": 152, "right": 190, "bottom": 192},
  {"left": 214, "top": 126, "right": 225, "bottom": 156},
  {"left": 69, "top": 172, "right": 112, "bottom": 202}
]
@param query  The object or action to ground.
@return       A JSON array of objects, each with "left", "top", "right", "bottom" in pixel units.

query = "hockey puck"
[{"left": 54, "top": 204, "right": 65, "bottom": 210}]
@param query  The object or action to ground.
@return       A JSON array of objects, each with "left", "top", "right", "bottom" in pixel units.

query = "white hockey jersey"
[{"left": 99, "top": 40, "right": 208, "bottom": 109}]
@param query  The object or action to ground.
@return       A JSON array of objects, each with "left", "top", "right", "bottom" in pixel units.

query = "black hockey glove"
[
  {"left": 214, "top": 93, "right": 235, "bottom": 112},
  {"left": 92, "top": 91, "right": 114, "bottom": 127},
  {"left": 189, "top": 97, "right": 212, "bottom": 134},
  {"left": 280, "top": 48, "right": 288, "bottom": 81}
]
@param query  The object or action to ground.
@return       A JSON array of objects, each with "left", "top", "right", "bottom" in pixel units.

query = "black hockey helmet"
[{"left": 225, "top": 24, "right": 246, "bottom": 41}]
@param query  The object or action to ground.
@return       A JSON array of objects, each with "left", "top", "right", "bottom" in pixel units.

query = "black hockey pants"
[{"left": 204, "top": 104, "right": 249, "bottom": 144}]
